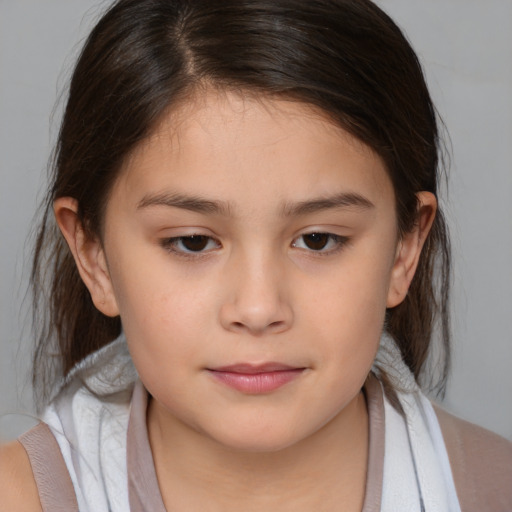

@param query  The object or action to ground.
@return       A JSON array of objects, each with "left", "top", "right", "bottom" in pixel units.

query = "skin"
[
  {"left": 0, "top": 90, "right": 435, "bottom": 511},
  {"left": 0, "top": 442, "right": 42, "bottom": 512}
]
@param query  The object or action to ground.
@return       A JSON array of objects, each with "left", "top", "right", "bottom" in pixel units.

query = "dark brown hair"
[{"left": 32, "top": 0, "right": 451, "bottom": 406}]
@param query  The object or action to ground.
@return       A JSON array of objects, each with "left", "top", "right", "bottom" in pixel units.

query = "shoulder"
[
  {"left": 434, "top": 404, "right": 512, "bottom": 512},
  {"left": 0, "top": 440, "right": 42, "bottom": 512}
]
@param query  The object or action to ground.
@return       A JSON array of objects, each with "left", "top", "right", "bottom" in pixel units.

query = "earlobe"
[
  {"left": 53, "top": 197, "right": 119, "bottom": 317},
  {"left": 386, "top": 192, "right": 437, "bottom": 308}
]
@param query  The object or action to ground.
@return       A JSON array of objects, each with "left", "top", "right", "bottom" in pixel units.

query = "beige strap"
[
  {"left": 127, "top": 380, "right": 167, "bottom": 512},
  {"left": 435, "top": 405, "right": 512, "bottom": 512},
  {"left": 361, "top": 374, "right": 385, "bottom": 511},
  {"left": 19, "top": 422, "right": 79, "bottom": 512}
]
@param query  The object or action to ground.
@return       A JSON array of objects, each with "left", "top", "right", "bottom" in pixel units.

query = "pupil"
[
  {"left": 304, "top": 233, "right": 329, "bottom": 250},
  {"left": 182, "top": 236, "right": 208, "bottom": 251}
]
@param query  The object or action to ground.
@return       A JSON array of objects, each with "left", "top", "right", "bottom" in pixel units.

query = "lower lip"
[{"left": 208, "top": 369, "right": 304, "bottom": 394}]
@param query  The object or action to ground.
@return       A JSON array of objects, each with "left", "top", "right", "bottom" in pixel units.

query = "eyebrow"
[
  {"left": 137, "top": 191, "right": 374, "bottom": 217},
  {"left": 137, "top": 192, "right": 232, "bottom": 216},
  {"left": 281, "top": 192, "right": 375, "bottom": 217}
]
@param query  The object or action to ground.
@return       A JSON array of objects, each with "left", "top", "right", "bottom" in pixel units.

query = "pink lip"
[{"left": 208, "top": 363, "right": 305, "bottom": 394}]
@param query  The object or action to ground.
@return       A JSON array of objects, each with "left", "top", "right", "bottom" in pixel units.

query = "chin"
[
  {"left": 218, "top": 437, "right": 302, "bottom": 454},
  {"left": 206, "top": 421, "right": 311, "bottom": 454}
]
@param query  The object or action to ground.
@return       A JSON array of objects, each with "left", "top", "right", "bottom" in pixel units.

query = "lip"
[{"left": 207, "top": 363, "right": 305, "bottom": 394}]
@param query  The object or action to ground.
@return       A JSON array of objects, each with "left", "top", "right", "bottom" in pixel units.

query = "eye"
[
  {"left": 161, "top": 235, "right": 220, "bottom": 254},
  {"left": 292, "top": 233, "right": 347, "bottom": 253}
]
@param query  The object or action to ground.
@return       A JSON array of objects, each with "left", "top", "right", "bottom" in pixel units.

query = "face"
[{"left": 81, "top": 90, "right": 412, "bottom": 451}]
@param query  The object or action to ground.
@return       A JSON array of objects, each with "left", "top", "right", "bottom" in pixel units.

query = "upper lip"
[{"left": 209, "top": 363, "right": 303, "bottom": 374}]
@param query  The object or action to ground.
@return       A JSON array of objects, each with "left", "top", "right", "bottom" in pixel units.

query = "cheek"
[
  {"left": 300, "top": 247, "right": 393, "bottom": 370},
  {"left": 105, "top": 247, "right": 215, "bottom": 366},
  {"left": 309, "top": 254, "right": 392, "bottom": 328},
  {"left": 120, "top": 283, "right": 210, "bottom": 346},
  {"left": 108, "top": 237, "right": 206, "bottom": 322}
]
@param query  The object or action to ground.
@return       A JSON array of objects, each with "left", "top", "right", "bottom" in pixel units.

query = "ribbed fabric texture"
[{"left": 19, "top": 423, "right": 79, "bottom": 512}]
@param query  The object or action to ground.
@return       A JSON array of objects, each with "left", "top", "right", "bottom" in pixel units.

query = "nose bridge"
[
  {"left": 220, "top": 242, "right": 292, "bottom": 335},
  {"left": 241, "top": 246, "right": 280, "bottom": 303}
]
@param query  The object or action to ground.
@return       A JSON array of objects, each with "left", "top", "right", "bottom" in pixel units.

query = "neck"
[{"left": 147, "top": 391, "right": 369, "bottom": 512}]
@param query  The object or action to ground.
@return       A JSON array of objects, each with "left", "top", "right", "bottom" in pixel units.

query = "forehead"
[{"left": 114, "top": 89, "right": 394, "bottom": 215}]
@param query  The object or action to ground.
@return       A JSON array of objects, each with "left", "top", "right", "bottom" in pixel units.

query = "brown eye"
[
  {"left": 161, "top": 235, "right": 219, "bottom": 255},
  {"left": 180, "top": 235, "right": 209, "bottom": 251},
  {"left": 292, "top": 233, "right": 348, "bottom": 254},
  {"left": 302, "top": 233, "right": 330, "bottom": 250}
]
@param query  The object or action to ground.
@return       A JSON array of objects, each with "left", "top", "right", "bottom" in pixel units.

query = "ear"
[
  {"left": 53, "top": 197, "right": 119, "bottom": 317},
  {"left": 386, "top": 191, "right": 437, "bottom": 308}
]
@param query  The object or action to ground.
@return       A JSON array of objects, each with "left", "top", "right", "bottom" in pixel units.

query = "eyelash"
[
  {"left": 160, "top": 235, "right": 221, "bottom": 259},
  {"left": 159, "top": 233, "right": 349, "bottom": 259}
]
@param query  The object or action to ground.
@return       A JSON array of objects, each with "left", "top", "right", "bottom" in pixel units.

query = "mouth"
[{"left": 207, "top": 363, "right": 306, "bottom": 394}]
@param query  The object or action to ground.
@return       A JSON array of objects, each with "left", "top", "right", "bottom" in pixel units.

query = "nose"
[{"left": 219, "top": 250, "right": 293, "bottom": 336}]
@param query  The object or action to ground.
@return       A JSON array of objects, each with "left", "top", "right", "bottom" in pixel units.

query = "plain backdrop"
[{"left": 1, "top": 0, "right": 511, "bottom": 441}]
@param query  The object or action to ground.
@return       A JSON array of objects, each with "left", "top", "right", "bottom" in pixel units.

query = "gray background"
[{"left": 1, "top": 0, "right": 511, "bottom": 441}]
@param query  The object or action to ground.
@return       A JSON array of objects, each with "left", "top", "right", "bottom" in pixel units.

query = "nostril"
[
  {"left": 229, "top": 319, "right": 287, "bottom": 335},
  {"left": 220, "top": 300, "right": 293, "bottom": 335}
]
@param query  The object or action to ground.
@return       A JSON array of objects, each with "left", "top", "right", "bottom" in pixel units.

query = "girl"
[{"left": 1, "top": 0, "right": 511, "bottom": 511}]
